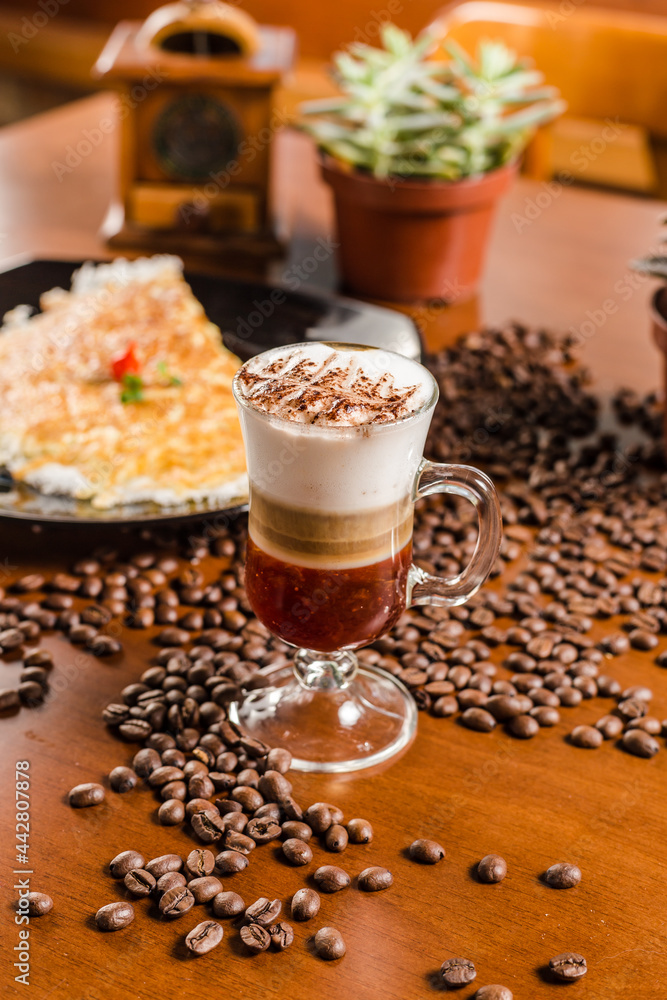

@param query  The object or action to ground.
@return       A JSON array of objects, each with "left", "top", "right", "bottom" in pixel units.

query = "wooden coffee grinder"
[{"left": 95, "top": 1, "right": 296, "bottom": 257}]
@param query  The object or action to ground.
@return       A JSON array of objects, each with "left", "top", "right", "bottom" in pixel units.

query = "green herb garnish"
[
  {"left": 120, "top": 373, "right": 144, "bottom": 404},
  {"left": 157, "top": 360, "right": 183, "bottom": 387}
]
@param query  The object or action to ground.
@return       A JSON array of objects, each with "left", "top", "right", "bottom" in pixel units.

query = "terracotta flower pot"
[
  {"left": 321, "top": 157, "right": 517, "bottom": 304},
  {"left": 651, "top": 285, "right": 667, "bottom": 444}
]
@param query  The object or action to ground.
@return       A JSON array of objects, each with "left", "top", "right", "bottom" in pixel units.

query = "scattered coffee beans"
[
  {"left": 409, "top": 839, "right": 445, "bottom": 864},
  {"left": 185, "top": 920, "right": 223, "bottom": 955},
  {"left": 549, "top": 952, "right": 587, "bottom": 981},
  {"left": 441, "top": 957, "right": 476, "bottom": 986},
  {"left": 69, "top": 782, "right": 105, "bottom": 808},
  {"left": 544, "top": 863, "right": 581, "bottom": 889},
  {"left": 477, "top": 855, "right": 507, "bottom": 883},
  {"left": 313, "top": 865, "right": 350, "bottom": 893},
  {"left": 291, "top": 888, "right": 320, "bottom": 921},
  {"left": 96, "top": 901, "right": 134, "bottom": 931},
  {"left": 314, "top": 926, "right": 346, "bottom": 960},
  {"left": 358, "top": 866, "right": 393, "bottom": 892}
]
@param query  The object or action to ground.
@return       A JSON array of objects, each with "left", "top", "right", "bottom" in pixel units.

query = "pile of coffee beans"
[{"left": 88, "top": 710, "right": 380, "bottom": 961}]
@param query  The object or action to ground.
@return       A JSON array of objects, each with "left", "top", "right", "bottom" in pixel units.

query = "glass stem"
[{"left": 293, "top": 649, "right": 359, "bottom": 691}]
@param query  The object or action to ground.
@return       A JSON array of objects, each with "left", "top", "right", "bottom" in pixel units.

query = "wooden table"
[{"left": 2, "top": 94, "right": 667, "bottom": 1000}]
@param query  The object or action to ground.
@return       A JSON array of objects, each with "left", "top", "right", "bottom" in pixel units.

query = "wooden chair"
[{"left": 427, "top": 1, "right": 667, "bottom": 196}]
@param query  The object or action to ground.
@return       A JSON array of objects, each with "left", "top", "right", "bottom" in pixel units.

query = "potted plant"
[{"left": 300, "top": 25, "right": 564, "bottom": 303}]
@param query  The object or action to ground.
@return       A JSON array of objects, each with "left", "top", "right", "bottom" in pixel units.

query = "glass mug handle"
[{"left": 407, "top": 459, "right": 503, "bottom": 608}]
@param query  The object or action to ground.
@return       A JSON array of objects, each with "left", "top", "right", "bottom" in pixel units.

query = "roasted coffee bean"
[
  {"left": 191, "top": 811, "right": 226, "bottom": 844},
  {"left": 240, "top": 924, "right": 271, "bottom": 952},
  {"left": 184, "top": 849, "right": 215, "bottom": 879},
  {"left": 245, "top": 817, "right": 282, "bottom": 844},
  {"left": 96, "top": 901, "right": 135, "bottom": 931},
  {"left": 212, "top": 890, "right": 245, "bottom": 918},
  {"left": 474, "top": 987, "right": 513, "bottom": 1000},
  {"left": 358, "top": 866, "right": 393, "bottom": 892},
  {"left": 23, "top": 648, "right": 53, "bottom": 667},
  {"left": 629, "top": 629, "right": 658, "bottom": 651},
  {"left": 477, "top": 854, "right": 507, "bottom": 883},
  {"left": 214, "top": 850, "right": 248, "bottom": 875},
  {"left": 19, "top": 681, "right": 44, "bottom": 705},
  {"left": 626, "top": 716, "right": 662, "bottom": 735},
  {"left": 90, "top": 635, "right": 121, "bottom": 657},
  {"left": 409, "top": 838, "right": 445, "bottom": 864},
  {"left": 20, "top": 666, "right": 48, "bottom": 687},
  {"left": 545, "top": 862, "right": 581, "bottom": 889},
  {"left": 618, "top": 697, "right": 648, "bottom": 720},
  {"left": 13, "top": 573, "right": 46, "bottom": 593},
  {"left": 156, "top": 627, "right": 190, "bottom": 647},
  {"left": 188, "top": 774, "right": 215, "bottom": 799},
  {"left": 549, "top": 952, "right": 587, "bottom": 981},
  {"left": 148, "top": 765, "right": 185, "bottom": 787},
  {"left": 595, "top": 714, "right": 624, "bottom": 739},
  {"left": 69, "top": 624, "right": 99, "bottom": 645},
  {"left": 269, "top": 921, "right": 294, "bottom": 951},
  {"left": 159, "top": 885, "right": 195, "bottom": 919},
  {"left": 145, "top": 854, "right": 183, "bottom": 878},
  {"left": 529, "top": 706, "right": 560, "bottom": 727},
  {"left": 254, "top": 802, "right": 282, "bottom": 823},
  {"left": 440, "top": 957, "right": 476, "bottom": 986},
  {"left": 485, "top": 695, "right": 524, "bottom": 721},
  {"left": 185, "top": 920, "right": 224, "bottom": 955},
  {"left": 570, "top": 725, "right": 603, "bottom": 749},
  {"left": 0, "top": 627, "right": 24, "bottom": 650},
  {"left": 280, "top": 821, "right": 311, "bottom": 843},
  {"left": 314, "top": 926, "right": 346, "bottom": 961},
  {"left": 124, "top": 869, "right": 156, "bottom": 897},
  {"left": 79, "top": 577, "right": 103, "bottom": 598},
  {"left": 314, "top": 865, "right": 350, "bottom": 893},
  {"left": 189, "top": 876, "right": 223, "bottom": 904},
  {"left": 557, "top": 686, "right": 582, "bottom": 707},
  {"left": 222, "top": 830, "right": 255, "bottom": 854},
  {"left": 69, "top": 782, "right": 105, "bottom": 808},
  {"left": 282, "top": 838, "right": 313, "bottom": 866},
  {"left": 258, "top": 770, "right": 292, "bottom": 802},
  {"left": 127, "top": 608, "right": 155, "bottom": 629},
  {"left": 109, "top": 766, "right": 137, "bottom": 793},
  {"left": 230, "top": 785, "right": 263, "bottom": 812},
  {"left": 461, "top": 707, "right": 496, "bottom": 732},
  {"left": 245, "top": 897, "right": 282, "bottom": 927},
  {"left": 158, "top": 799, "right": 185, "bottom": 825},
  {"left": 24, "top": 891, "right": 53, "bottom": 916},
  {"left": 156, "top": 872, "right": 187, "bottom": 895},
  {"left": 346, "top": 818, "right": 373, "bottom": 844},
  {"left": 277, "top": 795, "right": 303, "bottom": 821},
  {"left": 287, "top": 890, "right": 321, "bottom": 929},
  {"left": 0, "top": 688, "right": 20, "bottom": 711},
  {"left": 324, "top": 824, "right": 348, "bottom": 853},
  {"left": 42, "top": 593, "right": 73, "bottom": 610},
  {"left": 110, "top": 850, "right": 145, "bottom": 879},
  {"left": 304, "top": 803, "right": 333, "bottom": 835},
  {"left": 266, "top": 747, "right": 292, "bottom": 773},
  {"left": 507, "top": 714, "right": 539, "bottom": 739},
  {"left": 622, "top": 729, "right": 660, "bottom": 758}
]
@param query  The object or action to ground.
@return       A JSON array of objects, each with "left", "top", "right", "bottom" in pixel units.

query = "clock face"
[{"left": 152, "top": 93, "right": 241, "bottom": 182}]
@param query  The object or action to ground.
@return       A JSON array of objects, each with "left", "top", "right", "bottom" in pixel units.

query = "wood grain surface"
[{"left": 1, "top": 94, "right": 667, "bottom": 1000}]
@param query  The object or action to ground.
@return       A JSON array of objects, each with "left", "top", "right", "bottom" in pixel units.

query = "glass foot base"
[{"left": 230, "top": 660, "right": 417, "bottom": 773}]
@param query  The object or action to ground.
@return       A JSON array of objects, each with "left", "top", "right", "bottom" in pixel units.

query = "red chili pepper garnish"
[{"left": 111, "top": 343, "right": 141, "bottom": 381}]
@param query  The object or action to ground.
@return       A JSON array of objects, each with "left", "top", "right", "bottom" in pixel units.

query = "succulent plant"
[
  {"left": 300, "top": 24, "right": 565, "bottom": 181},
  {"left": 630, "top": 216, "right": 667, "bottom": 279}
]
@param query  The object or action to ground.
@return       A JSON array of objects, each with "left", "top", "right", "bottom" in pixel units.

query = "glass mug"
[{"left": 231, "top": 342, "right": 502, "bottom": 772}]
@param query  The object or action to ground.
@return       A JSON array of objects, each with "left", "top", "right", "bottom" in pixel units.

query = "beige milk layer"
[{"left": 249, "top": 487, "right": 413, "bottom": 569}]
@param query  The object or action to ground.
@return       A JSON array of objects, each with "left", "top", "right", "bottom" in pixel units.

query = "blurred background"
[{"left": 0, "top": 0, "right": 666, "bottom": 197}]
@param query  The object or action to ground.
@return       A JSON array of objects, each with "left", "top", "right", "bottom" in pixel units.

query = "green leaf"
[{"left": 120, "top": 373, "right": 144, "bottom": 404}]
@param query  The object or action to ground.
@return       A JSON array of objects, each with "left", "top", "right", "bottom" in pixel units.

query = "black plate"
[{"left": 0, "top": 258, "right": 421, "bottom": 525}]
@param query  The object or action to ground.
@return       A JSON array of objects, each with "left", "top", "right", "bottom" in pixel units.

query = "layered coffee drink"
[{"left": 233, "top": 343, "right": 437, "bottom": 652}]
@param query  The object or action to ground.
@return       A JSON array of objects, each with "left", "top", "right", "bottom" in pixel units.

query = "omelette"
[{"left": 0, "top": 256, "right": 248, "bottom": 509}]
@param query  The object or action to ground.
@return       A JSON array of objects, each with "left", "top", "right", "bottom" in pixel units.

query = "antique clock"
[{"left": 94, "top": 1, "right": 296, "bottom": 256}]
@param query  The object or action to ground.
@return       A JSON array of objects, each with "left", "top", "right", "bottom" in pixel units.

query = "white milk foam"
[{"left": 233, "top": 343, "right": 437, "bottom": 514}]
